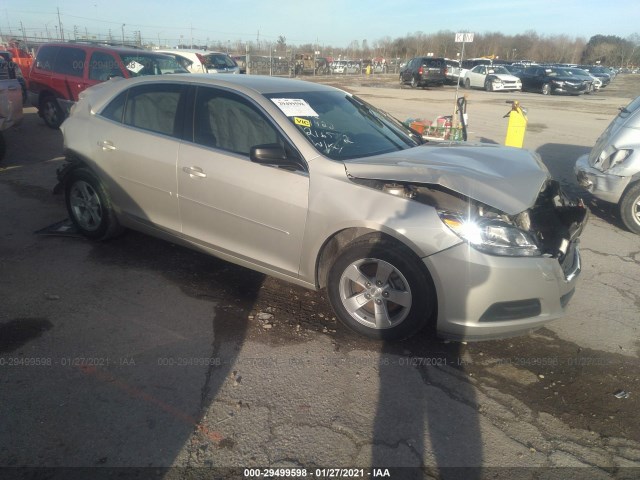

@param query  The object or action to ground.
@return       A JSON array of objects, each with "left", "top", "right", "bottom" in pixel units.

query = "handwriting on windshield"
[{"left": 302, "top": 127, "right": 352, "bottom": 154}]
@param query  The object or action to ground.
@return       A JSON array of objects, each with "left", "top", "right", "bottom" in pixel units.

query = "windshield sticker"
[
  {"left": 271, "top": 98, "right": 319, "bottom": 117},
  {"left": 294, "top": 117, "right": 312, "bottom": 128},
  {"left": 126, "top": 60, "right": 145, "bottom": 73}
]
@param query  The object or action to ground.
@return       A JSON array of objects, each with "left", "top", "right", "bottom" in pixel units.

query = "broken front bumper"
[{"left": 426, "top": 241, "right": 582, "bottom": 341}]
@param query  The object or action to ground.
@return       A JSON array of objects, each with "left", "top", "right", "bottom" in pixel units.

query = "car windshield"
[
  {"left": 489, "top": 66, "right": 510, "bottom": 75},
  {"left": 265, "top": 91, "right": 420, "bottom": 160},
  {"left": 203, "top": 54, "right": 236, "bottom": 69},
  {"left": 119, "top": 53, "right": 187, "bottom": 76},
  {"left": 544, "top": 68, "right": 566, "bottom": 77}
]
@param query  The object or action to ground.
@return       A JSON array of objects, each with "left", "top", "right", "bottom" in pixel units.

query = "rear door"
[{"left": 92, "top": 82, "right": 188, "bottom": 231}]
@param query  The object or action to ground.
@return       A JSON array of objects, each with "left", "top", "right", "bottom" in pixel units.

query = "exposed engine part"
[{"left": 350, "top": 176, "right": 588, "bottom": 260}]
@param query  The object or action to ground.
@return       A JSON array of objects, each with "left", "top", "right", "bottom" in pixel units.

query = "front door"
[{"left": 177, "top": 86, "right": 309, "bottom": 276}]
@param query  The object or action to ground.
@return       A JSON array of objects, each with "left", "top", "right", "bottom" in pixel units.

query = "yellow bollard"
[{"left": 504, "top": 101, "right": 527, "bottom": 148}]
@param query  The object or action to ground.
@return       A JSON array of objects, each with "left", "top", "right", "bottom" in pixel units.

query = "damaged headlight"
[
  {"left": 439, "top": 211, "right": 541, "bottom": 257},
  {"left": 597, "top": 145, "right": 633, "bottom": 171}
]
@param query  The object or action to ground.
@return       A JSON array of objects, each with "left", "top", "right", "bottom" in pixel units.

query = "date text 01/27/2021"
[{"left": 243, "top": 468, "right": 392, "bottom": 478}]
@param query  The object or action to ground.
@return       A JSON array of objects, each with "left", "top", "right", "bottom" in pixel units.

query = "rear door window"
[
  {"left": 123, "top": 83, "right": 187, "bottom": 137},
  {"left": 54, "top": 47, "right": 86, "bottom": 77}
]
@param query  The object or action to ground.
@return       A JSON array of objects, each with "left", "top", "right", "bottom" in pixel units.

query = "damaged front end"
[{"left": 352, "top": 177, "right": 588, "bottom": 267}]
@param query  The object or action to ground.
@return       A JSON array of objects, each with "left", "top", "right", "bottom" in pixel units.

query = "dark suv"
[
  {"left": 27, "top": 42, "right": 187, "bottom": 128},
  {"left": 399, "top": 57, "right": 446, "bottom": 88}
]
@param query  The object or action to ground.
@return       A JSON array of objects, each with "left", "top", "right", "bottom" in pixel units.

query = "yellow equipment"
[{"left": 504, "top": 101, "right": 527, "bottom": 148}]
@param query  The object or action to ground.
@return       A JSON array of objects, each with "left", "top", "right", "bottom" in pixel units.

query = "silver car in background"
[
  {"left": 57, "top": 75, "right": 587, "bottom": 341},
  {"left": 575, "top": 95, "right": 640, "bottom": 233}
]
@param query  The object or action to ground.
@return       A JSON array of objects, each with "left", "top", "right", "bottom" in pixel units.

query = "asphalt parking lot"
[{"left": 1, "top": 74, "right": 640, "bottom": 480}]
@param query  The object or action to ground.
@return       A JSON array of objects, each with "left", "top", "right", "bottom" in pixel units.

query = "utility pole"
[
  {"left": 57, "top": 7, "right": 64, "bottom": 41},
  {"left": 20, "top": 20, "right": 27, "bottom": 44},
  {"left": 121, "top": 24, "right": 125, "bottom": 45}
]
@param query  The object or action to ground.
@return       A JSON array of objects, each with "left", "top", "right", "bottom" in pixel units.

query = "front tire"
[
  {"left": 619, "top": 182, "right": 640, "bottom": 234},
  {"left": 40, "top": 96, "right": 64, "bottom": 129},
  {"left": 65, "top": 168, "right": 123, "bottom": 240},
  {"left": 327, "top": 235, "right": 436, "bottom": 340},
  {"left": 464, "top": 78, "right": 471, "bottom": 89},
  {"left": 541, "top": 83, "right": 552, "bottom": 95},
  {"left": 485, "top": 79, "right": 493, "bottom": 92}
]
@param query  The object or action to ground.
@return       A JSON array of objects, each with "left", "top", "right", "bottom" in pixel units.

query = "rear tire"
[
  {"left": 619, "top": 182, "right": 640, "bottom": 234},
  {"left": 464, "top": 78, "right": 471, "bottom": 89},
  {"left": 40, "top": 96, "right": 64, "bottom": 129},
  {"left": 65, "top": 168, "right": 123, "bottom": 240},
  {"left": 327, "top": 235, "right": 436, "bottom": 340},
  {"left": 410, "top": 76, "right": 418, "bottom": 88}
]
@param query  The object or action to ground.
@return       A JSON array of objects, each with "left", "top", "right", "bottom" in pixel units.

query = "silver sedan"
[
  {"left": 58, "top": 74, "right": 587, "bottom": 341},
  {"left": 463, "top": 65, "right": 522, "bottom": 91}
]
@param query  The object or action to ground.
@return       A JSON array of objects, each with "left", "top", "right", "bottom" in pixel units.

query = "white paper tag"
[{"left": 271, "top": 98, "right": 319, "bottom": 117}]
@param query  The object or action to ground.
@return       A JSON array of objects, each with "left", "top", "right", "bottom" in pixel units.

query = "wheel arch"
[
  {"left": 53, "top": 150, "right": 98, "bottom": 194},
  {"left": 315, "top": 227, "right": 429, "bottom": 289}
]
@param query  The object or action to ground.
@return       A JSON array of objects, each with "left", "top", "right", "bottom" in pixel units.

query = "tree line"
[{"left": 210, "top": 31, "right": 639, "bottom": 67}]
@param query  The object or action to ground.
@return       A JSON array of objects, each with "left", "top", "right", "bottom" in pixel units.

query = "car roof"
[
  {"left": 37, "top": 42, "right": 171, "bottom": 56},
  {"left": 106, "top": 73, "right": 340, "bottom": 95}
]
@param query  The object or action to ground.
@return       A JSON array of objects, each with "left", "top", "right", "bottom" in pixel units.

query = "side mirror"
[{"left": 250, "top": 144, "right": 302, "bottom": 170}]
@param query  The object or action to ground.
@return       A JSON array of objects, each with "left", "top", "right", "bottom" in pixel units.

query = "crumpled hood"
[{"left": 344, "top": 143, "right": 551, "bottom": 215}]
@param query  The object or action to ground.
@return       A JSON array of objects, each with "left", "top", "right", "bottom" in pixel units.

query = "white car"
[
  {"left": 155, "top": 49, "right": 208, "bottom": 73},
  {"left": 463, "top": 65, "right": 522, "bottom": 91},
  {"left": 156, "top": 50, "right": 239, "bottom": 74},
  {"left": 331, "top": 60, "right": 360, "bottom": 74}
]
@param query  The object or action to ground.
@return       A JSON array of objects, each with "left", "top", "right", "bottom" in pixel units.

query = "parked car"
[
  {"left": 0, "top": 50, "right": 27, "bottom": 102},
  {"left": 516, "top": 66, "right": 588, "bottom": 95},
  {"left": 560, "top": 67, "right": 599, "bottom": 93},
  {"left": 155, "top": 49, "right": 209, "bottom": 73},
  {"left": 56, "top": 74, "right": 587, "bottom": 341},
  {"left": 331, "top": 60, "right": 360, "bottom": 74},
  {"left": 27, "top": 42, "right": 188, "bottom": 128},
  {"left": 200, "top": 52, "right": 239, "bottom": 74},
  {"left": 399, "top": 57, "right": 446, "bottom": 88},
  {"left": 444, "top": 58, "right": 461, "bottom": 85},
  {"left": 0, "top": 60, "right": 23, "bottom": 161},
  {"left": 463, "top": 65, "right": 522, "bottom": 91},
  {"left": 1, "top": 41, "right": 33, "bottom": 76},
  {"left": 575, "top": 95, "right": 640, "bottom": 234},
  {"left": 578, "top": 65, "right": 611, "bottom": 87}
]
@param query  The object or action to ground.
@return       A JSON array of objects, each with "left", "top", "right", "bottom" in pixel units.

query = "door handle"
[
  {"left": 182, "top": 166, "right": 207, "bottom": 178},
  {"left": 98, "top": 140, "right": 116, "bottom": 151}
]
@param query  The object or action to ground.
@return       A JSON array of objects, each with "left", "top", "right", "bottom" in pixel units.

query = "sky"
[{"left": 2, "top": 0, "right": 639, "bottom": 48}]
